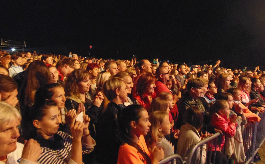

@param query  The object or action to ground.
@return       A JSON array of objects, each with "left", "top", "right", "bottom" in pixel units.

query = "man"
[
  {"left": 161, "top": 61, "right": 170, "bottom": 72},
  {"left": 104, "top": 61, "right": 118, "bottom": 76},
  {"left": 116, "top": 60, "right": 127, "bottom": 72},
  {"left": 176, "top": 78, "right": 205, "bottom": 129},
  {"left": 138, "top": 59, "right": 152, "bottom": 74},
  {"left": 155, "top": 66, "right": 171, "bottom": 96},
  {"left": 56, "top": 57, "right": 75, "bottom": 81},
  {"left": 176, "top": 64, "right": 187, "bottom": 90}
]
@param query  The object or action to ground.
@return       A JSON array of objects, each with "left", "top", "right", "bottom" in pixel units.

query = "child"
[
  {"left": 177, "top": 106, "right": 206, "bottom": 163},
  {"left": 210, "top": 100, "right": 237, "bottom": 164},
  {"left": 117, "top": 105, "right": 164, "bottom": 164},
  {"left": 229, "top": 88, "right": 261, "bottom": 122},
  {"left": 146, "top": 111, "right": 174, "bottom": 159}
]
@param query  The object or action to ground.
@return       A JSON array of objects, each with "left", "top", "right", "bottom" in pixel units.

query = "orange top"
[{"left": 117, "top": 135, "right": 150, "bottom": 164}]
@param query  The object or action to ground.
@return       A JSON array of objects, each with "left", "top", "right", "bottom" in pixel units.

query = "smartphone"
[{"left": 76, "top": 112, "right": 84, "bottom": 123}]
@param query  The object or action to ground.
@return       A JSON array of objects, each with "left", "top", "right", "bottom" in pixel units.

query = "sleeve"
[
  {"left": 212, "top": 117, "right": 236, "bottom": 137},
  {"left": 19, "top": 159, "right": 38, "bottom": 164},
  {"left": 117, "top": 145, "right": 145, "bottom": 164}
]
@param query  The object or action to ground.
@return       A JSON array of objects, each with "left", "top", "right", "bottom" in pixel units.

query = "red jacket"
[
  {"left": 210, "top": 113, "right": 237, "bottom": 151},
  {"left": 134, "top": 92, "right": 156, "bottom": 111}
]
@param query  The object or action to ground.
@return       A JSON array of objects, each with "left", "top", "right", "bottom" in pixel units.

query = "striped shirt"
[{"left": 37, "top": 131, "right": 95, "bottom": 164}]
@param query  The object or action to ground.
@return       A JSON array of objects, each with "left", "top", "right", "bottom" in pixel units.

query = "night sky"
[{"left": 1, "top": 0, "right": 265, "bottom": 69}]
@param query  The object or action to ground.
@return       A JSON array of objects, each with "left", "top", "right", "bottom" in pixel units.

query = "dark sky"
[{"left": 1, "top": 0, "right": 265, "bottom": 68}]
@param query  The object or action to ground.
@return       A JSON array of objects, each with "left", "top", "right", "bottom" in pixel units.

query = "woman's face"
[
  {"left": 91, "top": 67, "right": 99, "bottom": 78},
  {"left": 161, "top": 115, "right": 171, "bottom": 136},
  {"left": 74, "top": 61, "right": 80, "bottom": 69},
  {"left": 135, "top": 110, "right": 151, "bottom": 136},
  {"left": 34, "top": 106, "right": 61, "bottom": 139},
  {"left": 51, "top": 87, "right": 66, "bottom": 109},
  {"left": 146, "top": 83, "right": 156, "bottom": 95},
  {"left": 45, "top": 57, "right": 53, "bottom": 65},
  {"left": 243, "top": 80, "right": 252, "bottom": 91},
  {"left": 78, "top": 76, "right": 90, "bottom": 94},
  {"left": 0, "top": 118, "right": 20, "bottom": 156},
  {"left": 49, "top": 67, "right": 59, "bottom": 83},
  {"left": 123, "top": 76, "right": 133, "bottom": 94}
]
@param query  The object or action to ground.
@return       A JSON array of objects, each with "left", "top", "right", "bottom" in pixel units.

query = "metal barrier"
[
  {"left": 184, "top": 112, "right": 265, "bottom": 164},
  {"left": 159, "top": 154, "right": 184, "bottom": 164},
  {"left": 186, "top": 132, "right": 221, "bottom": 164}
]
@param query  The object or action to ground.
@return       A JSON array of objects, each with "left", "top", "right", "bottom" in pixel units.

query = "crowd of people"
[{"left": 0, "top": 50, "right": 264, "bottom": 164}]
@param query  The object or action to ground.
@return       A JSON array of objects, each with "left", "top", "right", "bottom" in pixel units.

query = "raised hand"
[
  {"left": 21, "top": 139, "right": 42, "bottom": 162},
  {"left": 93, "top": 91, "right": 104, "bottom": 107}
]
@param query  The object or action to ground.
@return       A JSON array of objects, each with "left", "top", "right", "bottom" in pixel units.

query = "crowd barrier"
[
  {"left": 159, "top": 154, "right": 184, "bottom": 164},
  {"left": 185, "top": 112, "right": 265, "bottom": 164}
]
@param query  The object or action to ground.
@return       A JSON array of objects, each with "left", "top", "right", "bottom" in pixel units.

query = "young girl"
[
  {"left": 146, "top": 111, "right": 174, "bottom": 159},
  {"left": 210, "top": 100, "right": 237, "bottom": 164},
  {"left": 117, "top": 105, "right": 164, "bottom": 164}
]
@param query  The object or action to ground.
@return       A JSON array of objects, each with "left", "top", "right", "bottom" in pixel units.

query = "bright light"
[{"left": 11, "top": 48, "right": 16, "bottom": 52}]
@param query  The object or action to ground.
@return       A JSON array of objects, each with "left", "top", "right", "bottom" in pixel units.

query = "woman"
[
  {"left": 0, "top": 102, "right": 41, "bottom": 164},
  {"left": 19, "top": 61, "right": 51, "bottom": 112},
  {"left": 216, "top": 73, "right": 232, "bottom": 93},
  {"left": 95, "top": 77, "right": 128, "bottom": 164},
  {"left": 238, "top": 76, "right": 264, "bottom": 113},
  {"left": 22, "top": 101, "right": 95, "bottom": 164},
  {"left": 117, "top": 105, "right": 164, "bottom": 164},
  {"left": 114, "top": 71, "right": 134, "bottom": 106},
  {"left": 34, "top": 83, "right": 68, "bottom": 130},
  {"left": 48, "top": 66, "right": 59, "bottom": 83},
  {"left": 133, "top": 73, "right": 156, "bottom": 111},
  {"left": 86, "top": 63, "right": 100, "bottom": 101},
  {"left": 64, "top": 69, "right": 104, "bottom": 137}
]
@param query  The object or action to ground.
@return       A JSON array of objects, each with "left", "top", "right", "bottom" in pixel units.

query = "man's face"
[
  {"left": 179, "top": 65, "right": 186, "bottom": 75},
  {"left": 190, "top": 87, "right": 204, "bottom": 98},
  {"left": 160, "top": 68, "right": 170, "bottom": 84},
  {"left": 119, "top": 62, "right": 127, "bottom": 72},
  {"left": 109, "top": 63, "right": 118, "bottom": 76},
  {"left": 143, "top": 60, "right": 152, "bottom": 73}
]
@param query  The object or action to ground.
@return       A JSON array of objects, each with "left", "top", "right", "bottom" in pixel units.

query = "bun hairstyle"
[
  {"left": 118, "top": 105, "right": 151, "bottom": 164},
  {"left": 22, "top": 100, "right": 58, "bottom": 140}
]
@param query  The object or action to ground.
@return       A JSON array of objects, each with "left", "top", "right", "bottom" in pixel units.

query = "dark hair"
[
  {"left": 34, "top": 83, "right": 62, "bottom": 105},
  {"left": 41, "top": 54, "right": 52, "bottom": 61},
  {"left": 20, "top": 61, "right": 50, "bottom": 107},
  {"left": 186, "top": 78, "right": 204, "bottom": 91},
  {"left": 211, "top": 100, "right": 228, "bottom": 114},
  {"left": 0, "top": 74, "right": 17, "bottom": 92},
  {"left": 216, "top": 92, "right": 232, "bottom": 101},
  {"left": 118, "top": 105, "right": 151, "bottom": 164},
  {"left": 184, "top": 106, "right": 204, "bottom": 129},
  {"left": 56, "top": 57, "right": 75, "bottom": 69},
  {"left": 22, "top": 101, "right": 58, "bottom": 140}
]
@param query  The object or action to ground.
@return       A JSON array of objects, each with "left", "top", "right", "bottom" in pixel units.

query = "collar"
[{"left": 35, "top": 132, "right": 65, "bottom": 150}]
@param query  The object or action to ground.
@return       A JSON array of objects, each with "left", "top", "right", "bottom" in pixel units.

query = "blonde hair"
[
  {"left": 96, "top": 71, "right": 111, "bottom": 91},
  {"left": 146, "top": 111, "right": 168, "bottom": 148},
  {"left": 103, "top": 77, "right": 125, "bottom": 101},
  {"left": 149, "top": 96, "right": 169, "bottom": 113},
  {"left": 0, "top": 102, "right": 21, "bottom": 125}
]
